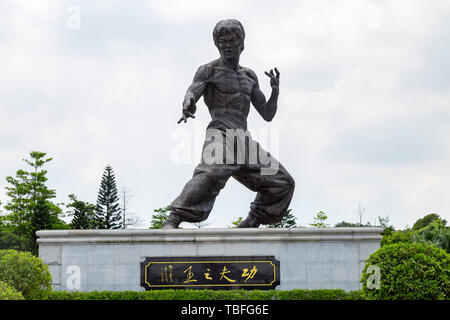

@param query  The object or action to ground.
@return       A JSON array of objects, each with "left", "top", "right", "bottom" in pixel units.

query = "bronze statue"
[{"left": 163, "top": 19, "right": 295, "bottom": 229}]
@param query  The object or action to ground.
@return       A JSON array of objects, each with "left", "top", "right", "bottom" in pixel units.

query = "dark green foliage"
[
  {"left": 412, "top": 213, "right": 446, "bottom": 231},
  {"left": 267, "top": 209, "right": 297, "bottom": 228},
  {"left": 335, "top": 216, "right": 391, "bottom": 228},
  {"left": 413, "top": 220, "right": 450, "bottom": 253},
  {"left": 94, "top": 165, "right": 123, "bottom": 229},
  {"left": 0, "top": 280, "right": 24, "bottom": 300},
  {"left": 381, "top": 214, "right": 449, "bottom": 253},
  {"left": 381, "top": 228, "right": 413, "bottom": 246},
  {"left": 0, "top": 249, "right": 52, "bottom": 300},
  {"left": 46, "top": 289, "right": 364, "bottom": 300},
  {"left": 0, "top": 224, "right": 24, "bottom": 251},
  {"left": 67, "top": 194, "right": 96, "bottom": 229},
  {"left": 334, "top": 221, "right": 371, "bottom": 227},
  {"left": 361, "top": 242, "right": 450, "bottom": 300},
  {"left": 149, "top": 204, "right": 171, "bottom": 229},
  {"left": 2, "top": 151, "right": 67, "bottom": 254}
]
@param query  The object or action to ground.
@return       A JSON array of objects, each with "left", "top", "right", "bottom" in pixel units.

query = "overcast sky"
[{"left": 1, "top": 0, "right": 449, "bottom": 229}]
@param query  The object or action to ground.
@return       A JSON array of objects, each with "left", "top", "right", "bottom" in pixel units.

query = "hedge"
[
  {"left": 47, "top": 289, "right": 365, "bottom": 300},
  {"left": 361, "top": 242, "right": 450, "bottom": 300},
  {"left": 0, "top": 249, "right": 52, "bottom": 300},
  {"left": 0, "top": 280, "right": 24, "bottom": 300}
]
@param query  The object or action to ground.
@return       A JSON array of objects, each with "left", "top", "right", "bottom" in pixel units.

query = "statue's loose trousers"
[{"left": 167, "top": 125, "right": 295, "bottom": 225}]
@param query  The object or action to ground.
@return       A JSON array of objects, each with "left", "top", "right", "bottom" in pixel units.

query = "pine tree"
[
  {"left": 94, "top": 165, "right": 123, "bottom": 229},
  {"left": 267, "top": 209, "right": 297, "bottom": 228},
  {"left": 67, "top": 194, "right": 96, "bottom": 229}
]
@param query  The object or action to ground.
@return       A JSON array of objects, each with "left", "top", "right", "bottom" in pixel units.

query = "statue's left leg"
[{"left": 234, "top": 150, "right": 295, "bottom": 228}]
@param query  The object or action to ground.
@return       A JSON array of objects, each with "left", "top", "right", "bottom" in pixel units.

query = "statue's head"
[{"left": 213, "top": 19, "right": 245, "bottom": 60}]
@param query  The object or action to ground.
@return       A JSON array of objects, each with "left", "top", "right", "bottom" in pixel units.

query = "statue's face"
[{"left": 217, "top": 33, "right": 242, "bottom": 60}]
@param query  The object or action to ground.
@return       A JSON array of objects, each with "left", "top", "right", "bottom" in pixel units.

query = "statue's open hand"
[
  {"left": 177, "top": 97, "right": 196, "bottom": 124},
  {"left": 264, "top": 68, "right": 280, "bottom": 91}
]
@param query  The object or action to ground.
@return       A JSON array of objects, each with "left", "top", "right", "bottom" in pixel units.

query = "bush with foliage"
[
  {"left": 47, "top": 289, "right": 364, "bottom": 300},
  {"left": 361, "top": 242, "right": 450, "bottom": 300},
  {"left": 381, "top": 228, "right": 414, "bottom": 247},
  {"left": 0, "top": 280, "right": 24, "bottom": 300},
  {"left": 412, "top": 213, "right": 446, "bottom": 231},
  {"left": 413, "top": 220, "right": 450, "bottom": 253},
  {"left": 382, "top": 215, "right": 450, "bottom": 253},
  {"left": 0, "top": 249, "right": 52, "bottom": 299}
]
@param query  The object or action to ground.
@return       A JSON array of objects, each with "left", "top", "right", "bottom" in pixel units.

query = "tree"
[
  {"left": 412, "top": 213, "right": 446, "bottom": 231},
  {"left": 119, "top": 187, "right": 143, "bottom": 229},
  {"left": 334, "top": 221, "right": 373, "bottom": 227},
  {"left": 381, "top": 214, "right": 449, "bottom": 253},
  {"left": 376, "top": 215, "right": 391, "bottom": 228},
  {"left": 94, "top": 165, "right": 123, "bottom": 229},
  {"left": 309, "top": 211, "right": 329, "bottom": 228},
  {"left": 2, "top": 151, "right": 67, "bottom": 254},
  {"left": 268, "top": 209, "right": 297, "bottom": 228},
  {"left": 149, "top": 204, "right": 171, "bottom": 229},
  {"left": 0, "top": 223, "right": 23, "bottom": 251},
  {"left": 67, "top": 194, "right": 96, "bottom": 229},
  {"left": 120, "top": 187, "right": 131, "bottom": 229},
  {"left": 412, "top": 219, "right": 449, "bottom": 253},
  {"left": 334, "top": 221, "right": 363, "bottom": 227},
  {"left": 229, "top": 216, "right": 243, "bottom": 228},
  {"left": 357, "top": 202, "right": 366, "bottom": 225}
]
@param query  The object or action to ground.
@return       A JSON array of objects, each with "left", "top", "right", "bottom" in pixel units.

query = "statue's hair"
[{"left": 213, "top": 19, "right": 245, "bottom": 51}]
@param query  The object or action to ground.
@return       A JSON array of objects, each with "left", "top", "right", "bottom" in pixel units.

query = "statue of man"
[{"left": 162, "top": 19, "right": 295, "bottom": 229}]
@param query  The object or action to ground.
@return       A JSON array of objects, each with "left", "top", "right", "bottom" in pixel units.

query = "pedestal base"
[{"left": 37, "top": 227, "right": 382, "bottom": 292}]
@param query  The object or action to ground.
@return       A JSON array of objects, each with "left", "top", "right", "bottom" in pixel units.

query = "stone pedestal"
[{"left": 37, "top": 227, "right": 382, "bottom": 292}]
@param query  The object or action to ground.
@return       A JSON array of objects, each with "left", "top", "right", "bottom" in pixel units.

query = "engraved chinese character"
[
  {"left": 183, "top": 265, "right": 197, "bottom": 283},
  {"left": 204, "top": 268, "right": 213, "bottom": 280},
  {"left": 161, "top": 264, "right": 174, "bottom": 283},
  {"left": 219, "top": 266, "right": 236, "bottom": 283},
  {"left": 161, "top": 266, "right": 167, "bottom": 283},
  {"left": 168, "top": 265, "right": 173, "bottom": 283},
  {"left": 241, "top": 265, "right": 258, "bottom": 282}
]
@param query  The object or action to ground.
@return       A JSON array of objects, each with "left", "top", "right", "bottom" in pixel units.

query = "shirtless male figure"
[{"left": 162, "top": 19, "right": 295, "bottom": 229}]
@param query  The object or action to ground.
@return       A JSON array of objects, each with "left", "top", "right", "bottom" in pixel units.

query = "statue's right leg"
[{"left": 162, "top": 163, "right": 235, "bottom": 229}]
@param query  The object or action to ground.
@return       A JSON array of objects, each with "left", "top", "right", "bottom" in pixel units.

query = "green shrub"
[
  {"left": 382, "top": 219, "right": 450, "bottom": 253},
  {"left": 412, "top": 213, "right": 446, "bottom": 231},
  {"left": 0, "top": 249, "right": 52, "bottom": 299},
  {"left": 46, "top": 289, "right": 363, "bottom": 300},
  {"left": 381, "top": 228, "right": 413, "bottom": 246},
  {"left": 361, "top": 242, "right": 450, "bottom": 300},
  {"left": 0, "top": 280, "right": 24, "bottom": 300},
  {"left": 413, "top": 220, "right": 450, "bottom": 253}
]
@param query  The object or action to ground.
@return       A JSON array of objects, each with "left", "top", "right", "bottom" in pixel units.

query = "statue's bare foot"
[{"left": 237, "top": 215, "right": 260, "bottom": 228}]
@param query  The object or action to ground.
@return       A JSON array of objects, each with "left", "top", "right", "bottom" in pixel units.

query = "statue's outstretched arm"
[{"left": 178, "top": 65, "right": 209, "bottom": 124}]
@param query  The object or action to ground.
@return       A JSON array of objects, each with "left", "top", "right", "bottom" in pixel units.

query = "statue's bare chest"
[{"left": 208, "top": 68, "right": 254, "bottom": 97}]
